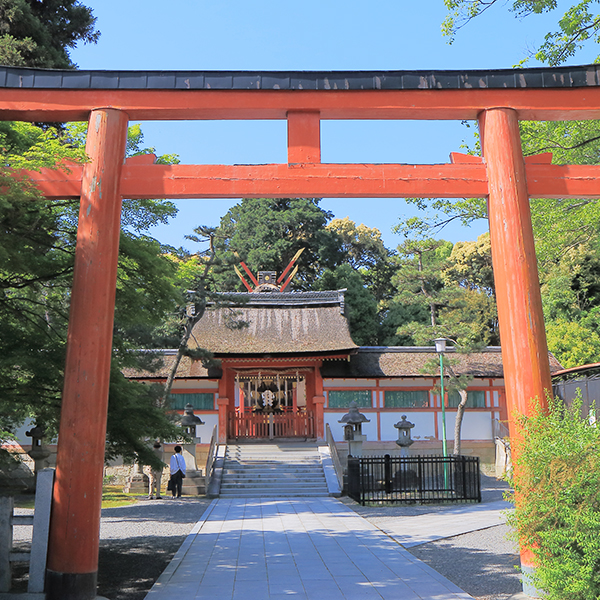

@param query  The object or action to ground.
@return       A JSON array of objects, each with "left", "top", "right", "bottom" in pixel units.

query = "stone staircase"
[{"left": 219, "top": 442, "right": 330, "bottom": 498}]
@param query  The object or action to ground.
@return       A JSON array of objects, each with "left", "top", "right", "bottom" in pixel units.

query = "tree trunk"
[
  {"left": 161, "top": 306, "right": 206, "bottom": 404},
  {"left": 454, "top": 388, "right": 468, "bottom": 455},
  {"left": 161, "top": 231, "right": 215, "bottom": 406}
]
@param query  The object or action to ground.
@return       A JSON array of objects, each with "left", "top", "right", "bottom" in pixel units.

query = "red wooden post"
[
  {"left": 479, "top": 108, "right": 552, "bottom": 416},
  {"left": 46, "top": 108, "right": 128, "bottom": 600},
  {"left": 479, "top": 107, "right": 552, "bottom": 592},
  {"left": 287, "top": 111, "right": 321, "bottom": 164},
  {"left": 312, "top": 363, "right": 326, "bottom": 441},
  {"left": 313, "top": 396, "right": 326, "bottom": 441},
  {"left": 217, "top": 398, "right": 229, "bottom": 443}
]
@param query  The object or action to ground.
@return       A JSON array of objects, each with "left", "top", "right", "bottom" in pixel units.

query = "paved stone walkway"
[
  {"left": 374, "top": 500, "right": 512, "bottom": 548},
  {"left": 145, "top": 497, "right": 476, "bottom": 600}
]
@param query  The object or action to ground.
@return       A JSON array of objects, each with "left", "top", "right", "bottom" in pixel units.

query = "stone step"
[
  {"left": 221, "top": 483, "right": 328, "bottom": 491},
  {"left": 227, "top": 446, "right": 319, "bottom": 450},
  {"left": 222, "top": 485, "right": 327, "bottom": 491},
  {"left": 225, "top": 460, "right": 321, "bottom": 466},
  {"left": 225, "top": 474, "right": 325, "bottom": 478},
  {"left": 224, "top": 461, "right": 322, "bottom": 473},
  {"left": 226, "top": 472, "right": 323, "bottom": 476},
  {"left": 223, "top": 472, "right": 326, "bottom": 479},
  {"left": 220, "top": 443, "right": 329, "bottom": 498},
  {"left": 220, "top": 490, "right": 328, "bottom": 498},
  {"left": 226, "top": 452, "right": 321, "bottom": 457},
  {"left": 222, "top": 478, "right": 326, "bottom": 485},
  {"left": 225, "top": 451, "right": 321, "bottom": 456}
]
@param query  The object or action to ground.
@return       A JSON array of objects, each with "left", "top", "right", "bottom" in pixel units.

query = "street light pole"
[{"left": 434, "top": 338, "right": 448, "bottom": 458}]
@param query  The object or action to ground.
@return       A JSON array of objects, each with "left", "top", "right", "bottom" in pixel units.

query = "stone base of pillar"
[
  {"left": 46, "top": 569, "right": 97, "bottom": 600},
  {"left": 521, "top": 564, "right": 543, "bottom": 598}
]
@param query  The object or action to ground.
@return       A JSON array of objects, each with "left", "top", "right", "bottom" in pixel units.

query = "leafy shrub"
[{"left": 507, "top": 394, "right": 600, "bottom": 600}]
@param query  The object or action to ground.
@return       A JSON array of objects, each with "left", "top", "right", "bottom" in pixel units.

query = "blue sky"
[{"left": 69, "top": 0, "right": 587, "bottom": 253}]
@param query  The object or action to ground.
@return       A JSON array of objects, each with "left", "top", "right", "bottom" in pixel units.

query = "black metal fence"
[{"left": 347, "top": 454, "right": 481, "bottom": 505}]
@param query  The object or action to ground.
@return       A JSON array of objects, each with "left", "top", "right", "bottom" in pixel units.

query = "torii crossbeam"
[{"left": 4, "top": 64, "right": 600, "bottom": 599}]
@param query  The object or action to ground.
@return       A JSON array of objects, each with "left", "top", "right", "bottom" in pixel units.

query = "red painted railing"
[{"left": 228, "top": 410, "right": 315, "bottom": 439}]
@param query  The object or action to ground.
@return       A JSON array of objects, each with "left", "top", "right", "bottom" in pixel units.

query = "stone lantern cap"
[
  {"left": 394, "top": 415, "right": 415, "bottom": 431},
  {"left": 338, "top": 401, "right": 370, "bottom": 425},
  {"left": 180, "top": 403, "right": 204, "bottom": 427},
  {"left": 25, "top": 424, "right": 45, "bottom": 441}
]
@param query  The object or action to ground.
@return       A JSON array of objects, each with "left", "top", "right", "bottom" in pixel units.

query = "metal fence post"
[
  {"left": 384, "top": 454, "right": 392, "bottom": 494},
  {"left": 347, "top": 456, "right": 360, "bottom": 504}
]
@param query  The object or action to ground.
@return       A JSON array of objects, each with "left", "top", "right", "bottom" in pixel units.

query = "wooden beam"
[
  {"left": 21, "top": 161, "right": 600, "bottom": 200},
  {"left": 3, "top": 88, "right": 600, "bottom": 122},
  {"left": 287, "top": 111, "right": 321, "bottom": 164}
]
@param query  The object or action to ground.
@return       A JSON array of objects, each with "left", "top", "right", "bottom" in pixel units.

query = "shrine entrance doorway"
[{"left": 228, "top": 373, "right": 316, "bottom": 439}]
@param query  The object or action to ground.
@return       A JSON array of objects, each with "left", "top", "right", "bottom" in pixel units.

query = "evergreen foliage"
[
  {"left": 0, "top": 121, "right": 184, "bottom": 466},
  {"left": 210, "top": 198, "right": 340, "bottom": 291},
  {"left": 316, "top": 263, "right": 379, "bottom": 346},
  {"left": 385, "top": 235, "right": 498, "bottom": 347},
  {"left": 0, "top": 0, "right": 98, "bottom": 68}
]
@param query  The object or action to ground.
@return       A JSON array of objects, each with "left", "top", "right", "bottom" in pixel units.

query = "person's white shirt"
[{"left": 170, "top": 452, "right": 186, "bottom": 475}]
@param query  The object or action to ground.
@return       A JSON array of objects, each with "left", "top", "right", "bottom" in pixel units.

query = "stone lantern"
[
  {"left": 179, "top": 404, "right": 206, "bottom": 495},
  {"left": 25, "top": 423, "right": 51, "bottom": 476},
  {"left": 394, "top": 415, "right": 415, "bottom": 457},
  {"left": 181, "top": 403, "right": 204, "bottom": 442},
  {"left": 339, "top": 401, "right": 370, "bottom": 457}
]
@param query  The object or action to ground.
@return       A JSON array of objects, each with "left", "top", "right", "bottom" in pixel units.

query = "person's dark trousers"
[{"left": 172, "top": 470, "right": 183, "bottom": 497}]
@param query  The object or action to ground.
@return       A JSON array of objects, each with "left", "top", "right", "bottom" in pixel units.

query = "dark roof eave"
[{"left": 2, "top": 65, "right": 600, "bottom": 91}]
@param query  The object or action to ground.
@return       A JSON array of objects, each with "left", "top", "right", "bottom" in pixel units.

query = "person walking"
[
  {"left": 149, "top": 440, "right": 164, "bottom": 499},
  {"left": 169, "top": 445, "right": 186, "bottom": 498}
]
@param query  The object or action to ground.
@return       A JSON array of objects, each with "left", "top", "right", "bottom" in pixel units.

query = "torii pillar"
[
  {"left": 479, "top": 107, "right": 552, "bottom": 590},
  {"left": 46, "top": 108, "right": 128, "bottom": 600}
]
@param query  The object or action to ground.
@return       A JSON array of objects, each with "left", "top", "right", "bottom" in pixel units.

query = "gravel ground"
[
  {"left": 97, "top": 497, "right": 213, "bottom": 600},
  {"left": 11, "top": 497, "right": 213, "bottom": 600},
  {"left": 408, "top": 523, "right": 521, "bottom": 600},
  {"left": 10, "top": 475, "right": 518, "bottom": 600}
]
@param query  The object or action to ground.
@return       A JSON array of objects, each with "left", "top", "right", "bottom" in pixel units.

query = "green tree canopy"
[
  {"left": 316, "top": 263, "right": 379, "bottom": 346},
  {"left": 209, "top": 198, "right": 341, "bottom": 291},
  {"left": 442, "top": 0, "right": 600, "bottom": 65},
  {"left": 326, "top": 216, "right": 396, "bottom": 304},
  {"left": 384, "top": 235, "right": 498, "bottom": 347},
  {"left": 0, "top": 0, "right": 98, "bottom": 68},
  {"left": 0, "top": 122, "right": 185, "bottom": 467}
]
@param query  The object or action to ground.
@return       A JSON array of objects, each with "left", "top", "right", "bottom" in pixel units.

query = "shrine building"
[{"left": 125, "top": 270, "right": 563, "bottom": 465}]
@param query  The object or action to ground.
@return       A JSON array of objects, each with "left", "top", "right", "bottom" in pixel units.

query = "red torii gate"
[{"left": 4, "top": 64, "right": 600, "bottom": 599}]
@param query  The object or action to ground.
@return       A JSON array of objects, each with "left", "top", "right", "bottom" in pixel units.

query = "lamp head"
[{"left": 433, "top": 338, "right": 447, "bottom": 354}]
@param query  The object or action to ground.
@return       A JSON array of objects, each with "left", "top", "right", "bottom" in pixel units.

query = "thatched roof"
[
  {"left": 188, "top": 291, "right": 357, "bottom": 356},
  {"left": 121, "top": 352, "right": 221, "bottom": 380},
  {"left": 321, "top": 347, "right": 564, "bottom": 379}
]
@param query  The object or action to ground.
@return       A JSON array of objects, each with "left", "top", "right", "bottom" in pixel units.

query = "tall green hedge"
[{"left": 507, "top": 395, "right": 600, "bottom": 600}]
